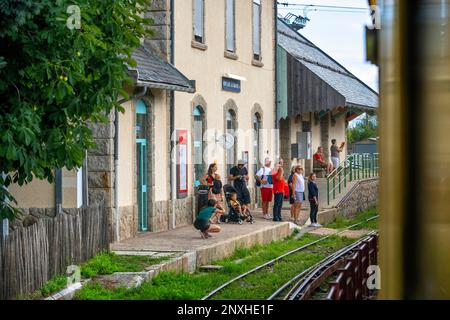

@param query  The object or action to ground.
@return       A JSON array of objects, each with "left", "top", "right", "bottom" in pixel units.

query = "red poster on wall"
[{"left": 177, "top": 130, "right": 188, "bottom": 198}]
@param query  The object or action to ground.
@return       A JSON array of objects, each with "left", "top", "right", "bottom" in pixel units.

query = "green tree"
[
  {"left": 0, "top": 0, "right": 152, "bottom": 220},
  {"left": 347, "top": 114, "right": 378, "bottom": 145}
]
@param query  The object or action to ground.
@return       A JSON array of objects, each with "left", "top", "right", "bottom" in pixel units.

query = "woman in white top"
[{"left": 291, "top": 165, "right": 305, "bottom": 225}]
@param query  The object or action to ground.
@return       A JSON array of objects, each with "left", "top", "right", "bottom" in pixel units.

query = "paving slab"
[
  {"left": 339, "top": 229, "right": 371, "bottom": 239},
  {"left": 307, "top": 227, "right": 371, "bottom": 239},
  {"left": 111, "top": 210, "right": 293, "bottom": 253},
  {"left": 307, "top": 227, "right": 338, "bottom": 236}
]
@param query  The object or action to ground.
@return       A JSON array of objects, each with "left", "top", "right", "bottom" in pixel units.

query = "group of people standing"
[
  {"left": 194, "top": 161, "right": 253, "bottom": 238},
  {"left": 193, "top": 139, "right": 344, "bottom": 237},
  {"left": 255, "top": 158, "right": 320, "bottom": 227}
]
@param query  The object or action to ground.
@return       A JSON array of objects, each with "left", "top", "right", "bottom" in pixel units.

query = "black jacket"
[{"left": 308, "top": 181, "right": 319, "bottom": 200}]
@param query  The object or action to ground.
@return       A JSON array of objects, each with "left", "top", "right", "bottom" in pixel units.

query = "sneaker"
[
  {"left": 263, "top": 214, "right": 270, "bottom": 220},
  {"left": 205, "top": 232, "right": 212, "bottom": 238},
  {"left": 315, "top": 223, "right": 322, "bottom": 227}
]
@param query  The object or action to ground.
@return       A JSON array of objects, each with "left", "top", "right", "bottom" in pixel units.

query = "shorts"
[
  {"left": 295, "top": 192, "right": 304, "bottom": 203},
  {"left": 194, "top": 219, "right": 210, "bottom": 232},
  {"left": 260, "top": 188, "right": 273, "bottom": 202},
  {"left": 331, "top": 157, "right": 340, "bottom": 169}
]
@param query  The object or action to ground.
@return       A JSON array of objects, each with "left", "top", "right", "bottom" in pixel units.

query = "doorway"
[
  {"left": 136, "top": 100, "right": 148, "bottom": 232},
  {"left": 253, "top": 113, "right": 262, "bottom": 204}
]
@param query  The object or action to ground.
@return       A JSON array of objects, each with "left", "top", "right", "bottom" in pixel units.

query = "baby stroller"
[{"left": 221, "top": 184, "right": 254, "bottom": 224}]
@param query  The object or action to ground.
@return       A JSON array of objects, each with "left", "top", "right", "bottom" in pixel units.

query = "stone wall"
[
  {"left": 148, "top": 196, "right": 195, "bottom": 232},
  {"left": 144, "top": 0, "right": 171, "bottom": 60},
  {"left": 119, "top": 205, "right": 138, "bottom": 240},
  {"left": 336, "top": 178, "right": 379, "bottom": 218},
  {"left": 87, "top": 112, "right": 115, "bottom": 241}
]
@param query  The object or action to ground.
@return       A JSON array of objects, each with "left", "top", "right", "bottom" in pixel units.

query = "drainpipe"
[
  {"left": 170, "top": 0, "right": 176, "bottom": 230},
  {"left": 115, "top": 86, "right": 147, "bottom": 242},
  {"left": 55, "top": 168, "right": 62, "bottom": 214},
  {"left": 1, "top": 172, "right": 8, "bottom": 239},
  {"left": 274, "top": 1, "right": 279, "bottom": 159}
]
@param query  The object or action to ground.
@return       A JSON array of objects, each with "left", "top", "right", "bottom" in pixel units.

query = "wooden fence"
[{"left": 0, "top": 203, "right": 110, "bottom": 300}]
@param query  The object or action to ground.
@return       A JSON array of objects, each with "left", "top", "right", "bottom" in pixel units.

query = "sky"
[{"left": 277, "top": 0, "right": 379, "bottom": 92}]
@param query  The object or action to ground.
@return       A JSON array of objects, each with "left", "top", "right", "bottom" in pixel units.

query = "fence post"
[
  {"left": 1, "top": 172, "right": 9, "bottom": 239},
  {"left": 327, "top": 178, "right": 330, "bottom": 206},
  {"left": 344, "top": 167, "right": 347, "bottom": 188},
  {"left": 1, "top": 219, "right": 8, "bottom": 239},
  {"left": 333, "top": 177, "right": 336, "bottom": 200},
  {"left": 349, "top": 156, "right": 353, "bottom": 181},
  {"left": 363, "top": 154, "right": 366, "bottom": 179}
]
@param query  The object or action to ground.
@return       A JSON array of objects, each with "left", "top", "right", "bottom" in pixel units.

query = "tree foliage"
[
  {"left": 346, "top": 114, "right": 378, "bottom": 145},
  {"left": 0, "top": 0, "right": 152, "bottom": 220}
]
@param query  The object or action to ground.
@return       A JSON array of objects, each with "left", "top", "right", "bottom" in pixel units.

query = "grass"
[
  {"left": 74, "top": 234, "right": 355, "bottom": 300},
  {"left": 74, "top": 209, "right": 379, "bottom": 300},
  {"left": 29, "top": 252, "right": 171, "bottom": 299},
  {"left": 80, "top": 252, "right": 170, "bottom": 279},
  {"left": 214, "top": 235, "right": 355, "bottom": 300},
  {"left": 325, "top": 207, "right": 378, "bottom": 230},
  {"left": 39, "top": 276, "right": 68, "bottom": 297}
]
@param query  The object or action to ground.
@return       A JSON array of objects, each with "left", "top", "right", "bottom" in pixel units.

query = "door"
[{"left": 136, "top": 100, "right": 148, "bottom": 232}]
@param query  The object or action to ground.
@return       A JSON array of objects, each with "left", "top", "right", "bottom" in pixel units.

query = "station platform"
[{"left": 110, "top": 205, "right": 337, "bottom": 268}]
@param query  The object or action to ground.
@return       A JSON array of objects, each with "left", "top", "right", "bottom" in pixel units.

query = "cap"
[{"left": 237, "top": 159, "right": 245, "bottom": 165}]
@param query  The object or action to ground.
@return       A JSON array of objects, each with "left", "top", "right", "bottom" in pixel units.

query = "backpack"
[
  {"left": 211, "top": 177, "right": 223, "bottom": 194},
  {"left": 255, "top": 167, "right": 263, "bottom": 187}
]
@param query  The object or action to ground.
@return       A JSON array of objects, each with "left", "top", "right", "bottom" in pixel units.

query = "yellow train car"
[{"left": 377, "top": 0, "right": 450, "bottom": 299}]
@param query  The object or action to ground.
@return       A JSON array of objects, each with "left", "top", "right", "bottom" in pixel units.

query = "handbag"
[{"left": 255, "top": 167, "right": 263, "bottom": 187}]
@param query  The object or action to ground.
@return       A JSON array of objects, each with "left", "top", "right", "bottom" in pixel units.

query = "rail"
[
  {"left": 326, "top": 233, "right": 378, "bottom": 300},
  {"left": 326, "top": 153, "right": 379, "bottom": 205},
  {"left": 284, "top": 232, "right": 378, "bottom": 300},
  {"left": 202, "top": 215, "right": 379, "bottom": 300}
]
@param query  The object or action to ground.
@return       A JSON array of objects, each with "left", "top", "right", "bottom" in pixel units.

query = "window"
[
  {"left": 193, "top": 107, "right": 206, "bottom": 187},
  {"left": 225, "top": 0, "right": 236, "bottom": 52},
  {"left": 252, "top": 113, "right": 262, "bottom": 202},
  {"left": 252, "top": 0, "right": 261, "bottom": 61},
  {"left": 226, "top": 110, "right": 237, "bottom": 178},
  {"left": 194, "top": 0, "right": 205, "bottom": 43}
]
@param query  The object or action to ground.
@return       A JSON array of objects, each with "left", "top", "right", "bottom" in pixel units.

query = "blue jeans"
[{"left": 273, "top": 192, "right": 284, "bottom": 221}]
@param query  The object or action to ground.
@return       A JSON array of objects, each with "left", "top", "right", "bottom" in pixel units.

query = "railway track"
[
  {"left": 201, "top": 215, "right": 379, "bottom": 300},
  {"left": 272, "top": 232, "right": 378, "bottom": 300}
]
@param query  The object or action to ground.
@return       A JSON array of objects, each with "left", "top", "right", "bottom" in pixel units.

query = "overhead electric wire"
[
  {"left": 280, "top": 8, "right": 370, "bottom": 14},
  {"left": 277, "top": 2, "right": 368, "bottom": 11}
]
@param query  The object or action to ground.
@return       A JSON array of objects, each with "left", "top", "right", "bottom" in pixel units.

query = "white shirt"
[
  {"left": 294, "top": 173, "right": 305, "bottom": 192},
  {"left": 256, "top": 167, "right": 273, "bottom": 188}
]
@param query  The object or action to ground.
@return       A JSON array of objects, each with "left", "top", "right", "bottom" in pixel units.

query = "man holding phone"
[
  {"left": 272, "top": 158, "right": 285, "bottom": 222},
  {"left": 330, "top": 139, "right": 345, "bottom": 170}
]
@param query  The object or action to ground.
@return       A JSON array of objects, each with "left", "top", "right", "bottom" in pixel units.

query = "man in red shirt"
[
  {"left": 272, "top": 158, "right": 286, "bottom": 222},
  {"left": 313, "top": 146, "right": 333, "bottom": 174}
]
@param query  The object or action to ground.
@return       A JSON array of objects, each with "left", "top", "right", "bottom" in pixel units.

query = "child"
[
  {"left": 230, "top": 192, "right": 251, "bottom": 222},
  {"left": 194, "top": 199, "right": 224, "bottom": 238}
]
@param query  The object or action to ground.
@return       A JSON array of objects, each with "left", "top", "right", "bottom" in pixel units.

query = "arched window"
[{"left": 193, "top": 106, "right": 206, "bottom": 187}]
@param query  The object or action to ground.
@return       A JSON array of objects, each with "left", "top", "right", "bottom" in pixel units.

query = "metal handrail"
[{"left": 327, "top": 153, "right": 379, "bottom": 205}]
